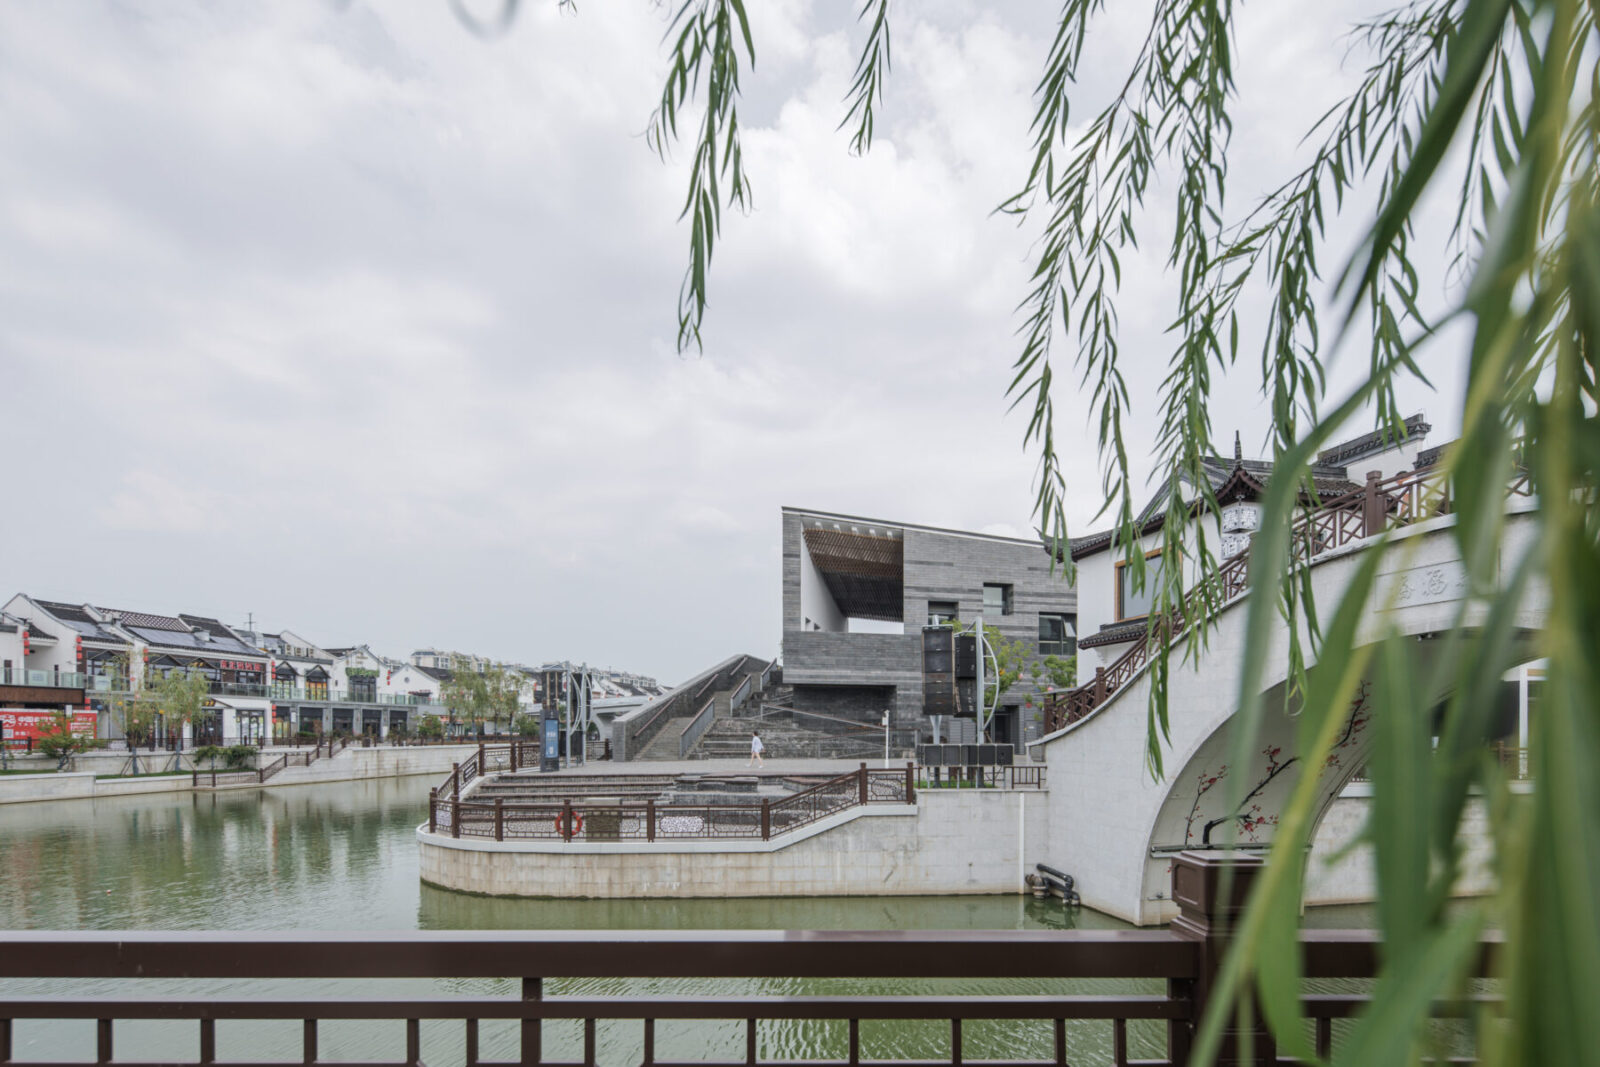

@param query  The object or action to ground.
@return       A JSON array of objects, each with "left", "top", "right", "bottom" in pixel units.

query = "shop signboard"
[{"left": 0, "top": 709, "right": 98, "bottom": 744}]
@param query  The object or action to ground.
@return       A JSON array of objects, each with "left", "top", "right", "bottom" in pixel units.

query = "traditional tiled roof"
[
  {"left": 31, "top": 599, "right": 123, "bottom": 643},
  {"left": 24, "top": 621, "right": 55, "bottom": 640},
  {"left": 1078, "top": 620, "right": 1149, "bottom": 649},
  {"left": 1316, "top": 413, "right": 1431, "bottom": 467}
]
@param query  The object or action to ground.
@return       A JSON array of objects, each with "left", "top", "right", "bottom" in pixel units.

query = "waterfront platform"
[{"left": 418, "top": 753, "right": 1050, "bottom": 899}]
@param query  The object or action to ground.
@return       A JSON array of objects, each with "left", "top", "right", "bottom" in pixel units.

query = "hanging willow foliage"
[{"left": 449, "top": 0, "right": 1596, "bottom": 1061}]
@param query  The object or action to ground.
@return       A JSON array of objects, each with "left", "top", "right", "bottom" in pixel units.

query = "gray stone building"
[{"left": 781, "top": 506, "right": 1077, "bottom": 751}]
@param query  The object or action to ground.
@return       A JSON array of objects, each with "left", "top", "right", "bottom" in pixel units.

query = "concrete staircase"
[{"left": 694, "top": 712, "right": 883, "bottom": 761}]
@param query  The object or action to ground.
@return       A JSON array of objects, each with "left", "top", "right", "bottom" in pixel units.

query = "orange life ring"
[{"left": 555, "top": 811, "right": 584, "bottom": 836}]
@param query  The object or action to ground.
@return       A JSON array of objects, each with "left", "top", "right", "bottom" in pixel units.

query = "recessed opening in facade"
[{"left": 799, "top": 521, "right": 906, "bottom": 636}]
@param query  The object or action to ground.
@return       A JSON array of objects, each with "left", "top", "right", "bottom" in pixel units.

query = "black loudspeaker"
[
  {"left": 922, "top": 628, "right": 956, "bottom": 716},
  {"left": 953, "top": 678, "right": 978, "bottom": 718},
  {"left": 977, "top": 744, "right": 998, "bottom": 766},
  {"left": 955, "top": 633, "right": 978, "bottom": 678},
  {"left": 996, "top": 746, "right": 1015, "bottom": 766},
  {"left": 962, "top": 744, "right": 979, "bottom": 766},
  {"left": 942, "top": 744, "right": 962, "bottom": 765}
]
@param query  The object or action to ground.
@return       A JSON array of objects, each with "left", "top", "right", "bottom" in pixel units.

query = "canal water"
[{"left": 1, "top": 775, "right": 1164, "bottom": 1066}]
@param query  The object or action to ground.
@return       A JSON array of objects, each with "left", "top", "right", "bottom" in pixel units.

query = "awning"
[{"left": 802, "top": 526, "right": 904, "bottom": 621}]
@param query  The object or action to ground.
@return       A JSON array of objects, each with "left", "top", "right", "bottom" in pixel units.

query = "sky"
[{"left": 0, "top": 1, "right": 1468, "bottom": 683}]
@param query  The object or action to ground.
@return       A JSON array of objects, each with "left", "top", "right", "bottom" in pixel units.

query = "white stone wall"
[
  {"left": 420, "top": 789, "right": 1049, "bottom": 898},
  {"left": 1303, "top": 789, "right": 1497, "bottom": 906}
]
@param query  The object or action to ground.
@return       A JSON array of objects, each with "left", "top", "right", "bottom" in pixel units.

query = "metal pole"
[{"left": 883, "top": 710, "right": 891, "bottom": 768}]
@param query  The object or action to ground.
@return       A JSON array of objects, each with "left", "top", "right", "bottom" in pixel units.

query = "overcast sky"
[{"left": 0, "top": 1, "right": 1465, "bottom": 683}]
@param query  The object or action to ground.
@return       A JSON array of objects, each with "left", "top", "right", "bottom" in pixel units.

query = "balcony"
[
  {"left": 268, "top": 688, "right": 430, "bottom": 706},
  {"left": 207, "top": 681, "right": 269, "bottom": 699},
  {"left": 0, "top": 668, "right": 88, "bottom": 689}
]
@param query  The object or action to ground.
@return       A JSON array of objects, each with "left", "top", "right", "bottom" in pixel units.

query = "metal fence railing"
[{"left": 428, "top": 764, "right": 915, "bottom": 843}]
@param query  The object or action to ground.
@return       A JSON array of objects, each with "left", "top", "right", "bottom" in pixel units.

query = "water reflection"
[{"left": 0, "top": 775, "right": 1255, "bottom": 1066}]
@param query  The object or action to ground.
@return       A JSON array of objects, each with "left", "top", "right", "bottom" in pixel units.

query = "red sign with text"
[{"left": 0, "top": 710, "right": 98, "bottom": 743}]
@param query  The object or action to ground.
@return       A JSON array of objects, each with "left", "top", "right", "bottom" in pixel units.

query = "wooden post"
[
  {"left": 451, "top": 799, "right": 460, "bottom": 839},
  {"left": 761, "top": 797, "right": 771, "bottom": 840},
  {"left": 1093, "top": 668, "right": 1107, "bottom": 705},
  {"left": 647, "top": 798, "right": 656, "bottom": 842},
  {"left": 510, "top": 742, "right": 519, "bottom": 774},
  {"left": 859, "top": 763, "right": 868, "bottom": 805},
  {"left": 905, "top": 761, "right": 916, "bottom": 804},
  {"left": 478, "top": 742, "right": 486, "bottom": 774},
  {"left": 562, "top": 799, "right": 574, "bottom": 842},
  {"left": 1168, "top": 850, "right": 1270, "bottom": 1065},
  {"left": 1362, "top": 469, "right": 1385, "bottom": 537},
  {"left": 495, "top": 797, "right": 504, "bottom": 842},
  {"left": 428, "top": 789, "right": 437, "bottom": 834},
  {"left": 451, "top": 763, "right": 460, "bottom": 801}
]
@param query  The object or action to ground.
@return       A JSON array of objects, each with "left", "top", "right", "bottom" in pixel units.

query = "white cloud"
[{"left": 0, "top": 1, "right": 1462, "bottom": 681}]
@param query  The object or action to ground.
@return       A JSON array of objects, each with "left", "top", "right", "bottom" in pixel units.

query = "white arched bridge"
[{"left": 1032, "top": 471, "right": 1543, "bottom": 924}]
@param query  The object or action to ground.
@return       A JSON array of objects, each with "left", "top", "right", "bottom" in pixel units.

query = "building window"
[
  {"left": 1038, "top": 613, "right": 1076, "bottom": 656},
  {"left": 928, "top": 601, "right": 959, "bottom": 625},
  {"left": 1116, "top": 551, "right": 1164, "bottom": 621},
  {"left": 982, "top": 584, "right": 1013, "bottom": 616}
]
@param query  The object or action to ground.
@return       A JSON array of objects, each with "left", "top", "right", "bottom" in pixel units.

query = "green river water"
[{"left": 0, "top": 775, "right": 1376, "bottom": 1065}]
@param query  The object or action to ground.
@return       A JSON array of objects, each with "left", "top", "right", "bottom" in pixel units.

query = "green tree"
[
  {"left": 416, "top": 714, "right": 444, "bottom": 741},
  {"left": 1029, "top": 654, "right": 1077, "bottom": 693},
  {"left": 35, "top": 711, "right": 99, "bottom": 771},
  {"left": 619, "top": 2, "right": 1600, "bottom": 1060},
  {"left": 432, "top": 1, "right": 1592, "bottom": 1058},
  {"left": 482, "top": 664, "right": 524, "bottom": 734},
  {"left": 439, "top": 656, "right": 490, "bottom": 736}
]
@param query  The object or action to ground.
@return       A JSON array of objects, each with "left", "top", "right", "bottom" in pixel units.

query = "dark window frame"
[
  {"left": 1115, "top": 550, "right": 1164, "bottom": 623},
  {"left": 1038, "top": 612, "right": 1077, "bottom": 657},
  {"left": 981, "top": 583, "right": 1014, "bottom": 617}
]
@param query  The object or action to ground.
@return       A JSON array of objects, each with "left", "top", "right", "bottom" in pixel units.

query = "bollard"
[{"left": 906, "top": 761, "right": 916, "bottom": 803}]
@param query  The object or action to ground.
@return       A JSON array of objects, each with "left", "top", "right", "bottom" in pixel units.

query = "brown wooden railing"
[
  {"left": 1044, "top": 467, "right": 1536, "bottom": 733},
  {"left": 0, "top": 854, "right": 1501, "bottom": 1067},
  {"left": 427, "top": 764, "right": 915, "bottom": 843}
]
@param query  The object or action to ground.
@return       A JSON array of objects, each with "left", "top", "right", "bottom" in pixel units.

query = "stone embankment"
[{"left": 0, "top": 744, "right": 480, "bottom": 805}]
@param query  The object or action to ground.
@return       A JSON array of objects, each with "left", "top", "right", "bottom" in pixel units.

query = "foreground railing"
[
  {"left": 428, "top": 765, "right": 914, "bottom": 842},
  {"left": 1044, "top": 466, "right": 1536, "bottom": 733},
  {"left": 0, "top": 855, "right": 1500, "bottom": 1067}
]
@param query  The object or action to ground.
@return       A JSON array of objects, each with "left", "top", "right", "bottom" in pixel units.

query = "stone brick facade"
[{"left": 781, "top": 508, "right": 1076, "bottom": 748}]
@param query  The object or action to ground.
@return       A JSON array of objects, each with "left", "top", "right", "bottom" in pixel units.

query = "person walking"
[{"left": 748, "top": 729, "right": 765, "bottom": 768}]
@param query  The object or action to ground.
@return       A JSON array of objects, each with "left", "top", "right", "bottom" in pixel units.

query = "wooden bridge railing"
[
  {"left": 1044, "top": 466, "right": 1535, "bottom": 734},
  {"left": 0, "top": 853, "right": 1500, "bottom": 1066}
]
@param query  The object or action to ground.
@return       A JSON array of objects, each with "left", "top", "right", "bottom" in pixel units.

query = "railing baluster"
[
  {"left": 745, "top": 1017, "right": 757, "bottom": 1066},
  {"left": 302, "top": 1018, "right": 316, "bottom": 1065},
  {"left": 466, "top": 1018, "right": 479, "bottom": 1067},
  {"left": 407, "top": 1019, "right": 421, "bottom": 1066},
  {"left": 584, "top": 1018, "right": 597, "bottom": 1067},
  {"left": 643, "top": 1018, "right": 656, "bottom": 1067},
  {"left": 1, "top": 1016, "right": 11, "bottom": 1064},
  {"left": 96, "top": 1019, "right": 112, "bottom": 1065},
  {"left": 950, "top": 1018, "right": 962, "bottom": 1067},
  {"left": 522, "top": 977, "right": 542, "bottom": 1066},
  {"left": 200, "top": 1018, "right": 216, "bottom": 1064},
  {"left": 1316, "top": 1017, "right": 1331, "bottom": 1058},
  {"left": 1112, "top": 1018, "right": 1127, "bottom": 1067},
  {"left": 1053, "top": 1018, "right": 1066, "bottom": 1066}
]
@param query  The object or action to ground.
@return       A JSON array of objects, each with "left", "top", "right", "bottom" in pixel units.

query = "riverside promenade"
[{"left": 0, "top": 741, "right": 482, "bottom": 805}]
